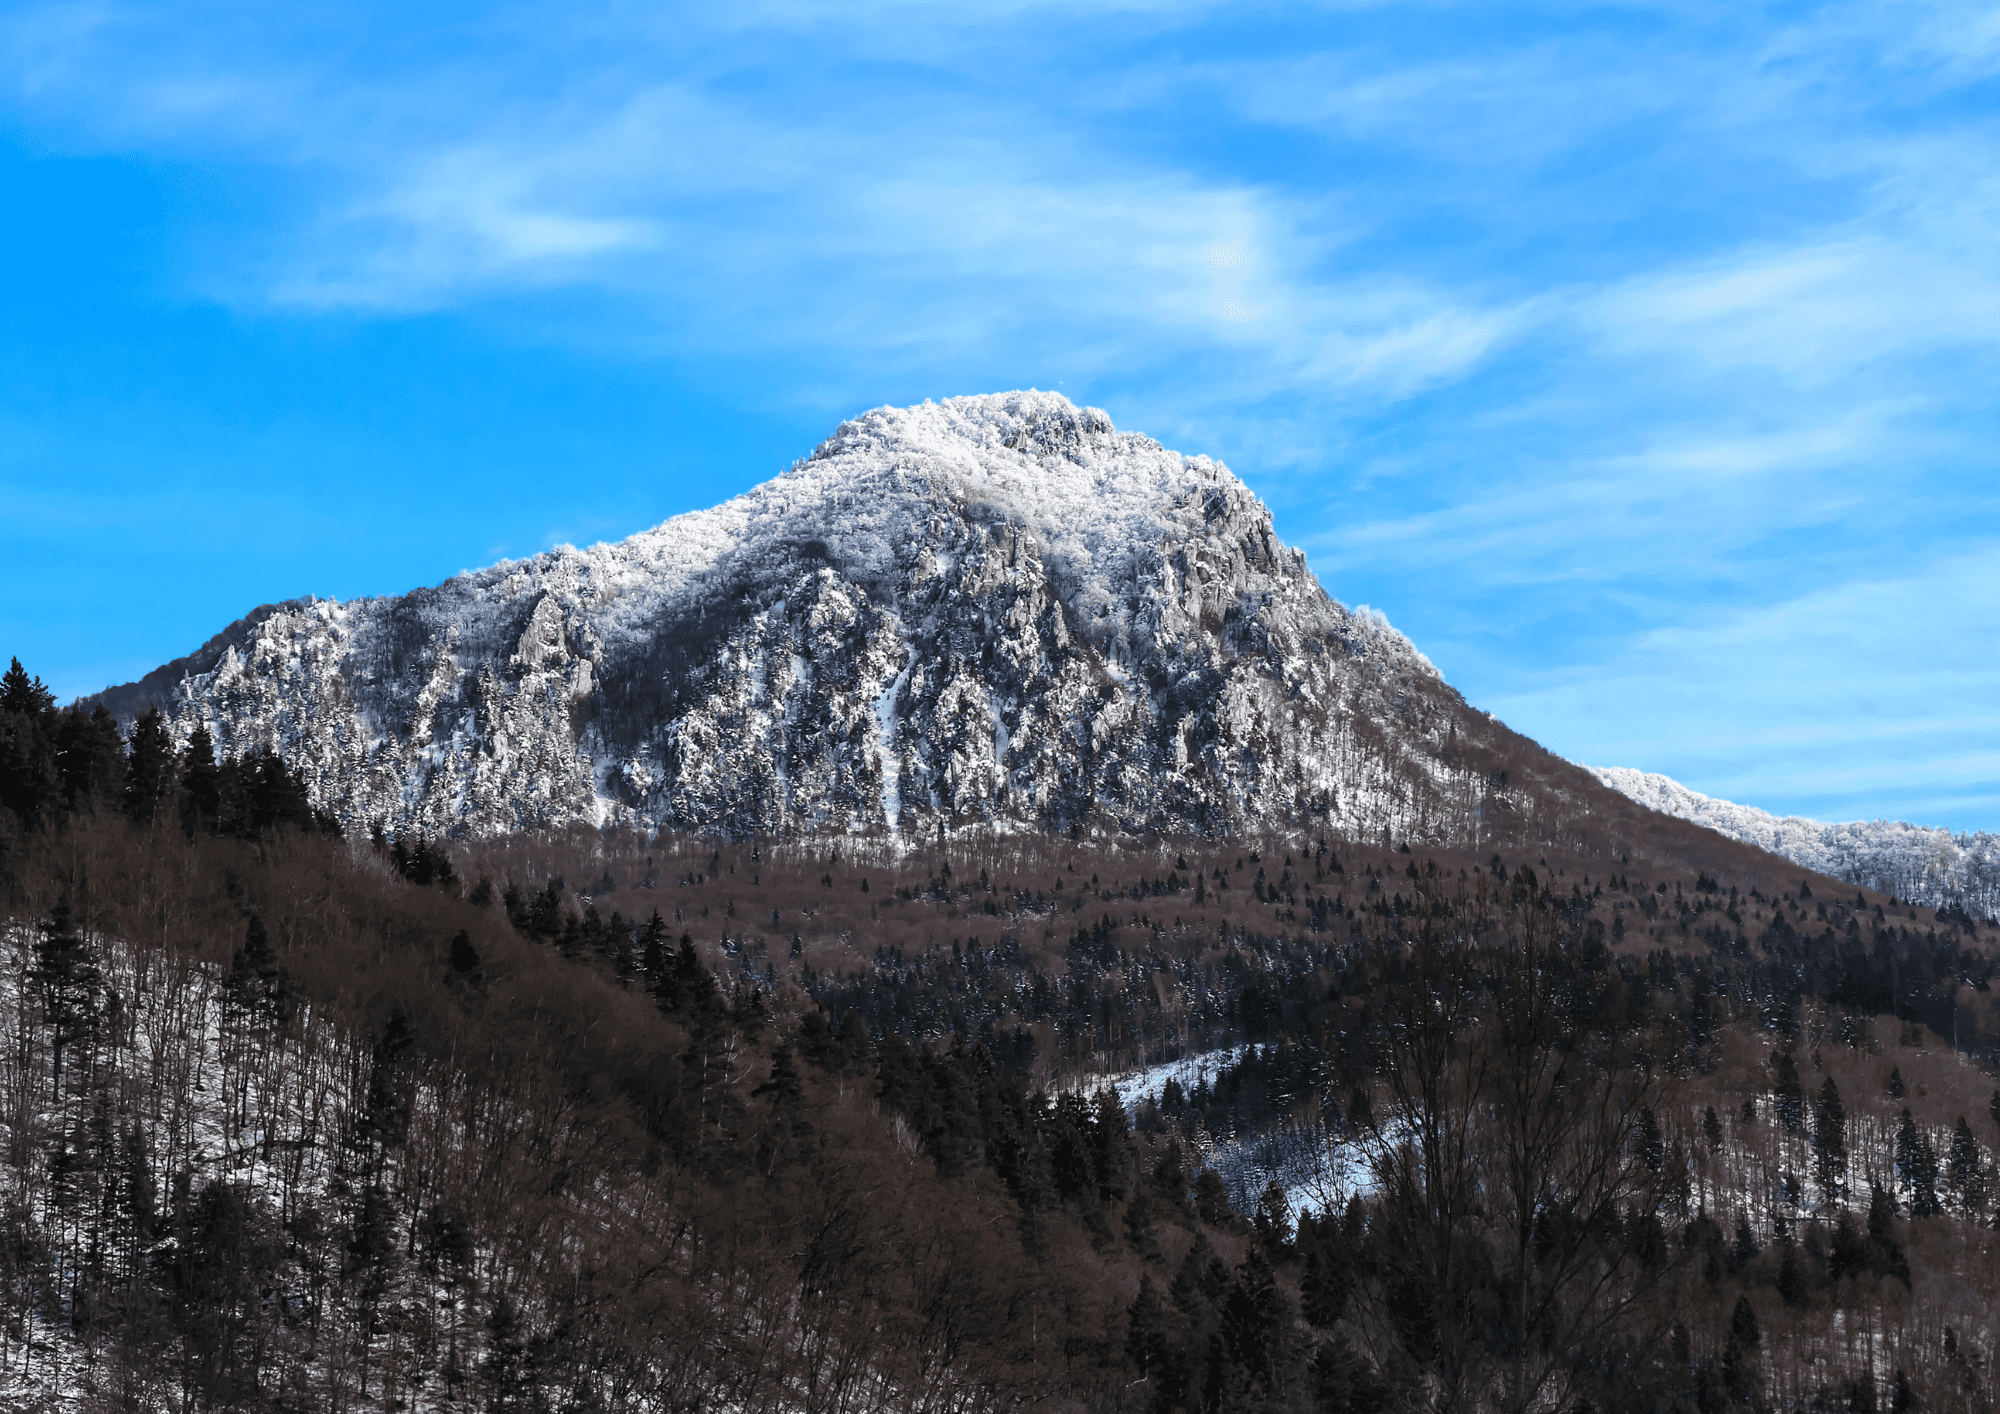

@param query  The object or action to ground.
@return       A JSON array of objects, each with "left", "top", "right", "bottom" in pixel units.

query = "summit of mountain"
[{"left": 94, "top": 392, "right": 1676, "bottom": 853}]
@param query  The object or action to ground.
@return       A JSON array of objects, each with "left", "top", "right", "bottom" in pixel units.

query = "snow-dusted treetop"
[{"left": 1590, "top": 765, "right": 2000, "bottom": 919}]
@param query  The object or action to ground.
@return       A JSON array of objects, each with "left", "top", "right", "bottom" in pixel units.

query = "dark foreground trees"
[
  {"left": 0, "top": 663, "right": 1992, "bottom": 1412},
  {"left": 1350, "top": 867, "right": 1681, "bottom": 1414}
]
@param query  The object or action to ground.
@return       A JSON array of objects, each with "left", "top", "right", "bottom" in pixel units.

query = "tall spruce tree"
[
  {"left": 34, "top": 895, "right": 101, "bottom": 1092},
  {"left": 123, "top": 707, "right": 177, "bottom": 823},
  {"left": 1896, "top": 1109, "right": 1943, "bottom": 1218},
  {"left": 56, "top": 704, "right": 126, "bottom": 812},
  {"left": 1946, "top": 1117, "right": 1987, "bottom": 1218},
  {"left": 0, "top": 657, "right": 54, "bottom": 715},
  {"left": 179, "top": 723, "right": 222, "bottom": 831}
]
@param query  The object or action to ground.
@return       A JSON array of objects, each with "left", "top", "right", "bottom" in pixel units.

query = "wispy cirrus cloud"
[
  {"left": 3, "top": 0, "right": 2000, "bottom": 823},
  {"left": 1488, "top": 546, "right": 2000, "bottom": 826}
]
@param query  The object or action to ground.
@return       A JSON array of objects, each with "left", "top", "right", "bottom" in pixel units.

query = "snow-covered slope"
[
  {"left": 101, "top": 391, "right": 1547, "bottom": 842},
  {"left": 1589, "top": 766, "right": 2000, "bottom": 919}
]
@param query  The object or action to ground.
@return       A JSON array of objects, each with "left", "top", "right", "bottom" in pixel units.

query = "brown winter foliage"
[{"left": 0, "top": 669, "right": 1998, "bottom": 1410}]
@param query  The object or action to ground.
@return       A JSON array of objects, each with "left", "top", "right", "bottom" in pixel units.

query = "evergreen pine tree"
[
  {"left": 1253, "top": 1179, "right": 1292, "bottom": 1260},
  {"left": 1893, "top": 1368, "right": 1916, "bottom": 1413},
  {"left": 1091, "top": 1088, "right": 1132, "bottom": 1203},
  {"left": 121, "top": 1122, "right": 156, "bottom": 1244},
  {"left": 223, "top": 915, "right": 287, "bottom": 1031},
  {"left": 57, "top": 704, "right": 127, "bottom": 812},
  {"left": 179, "top": 724, "right": 221, "bottom": 831},
  {"left": 361, "top": 1010, "right": 418, "bottom": 1154},
  {"left": 123, "top": 707, "right": 177, "bottom": 822},
  {"left": 1772, "top": 1050, "right": 1804, "bottom": 1130},
  {"left": 1221, "top": 1249, "right": 1290, "bottom": 1397},
  {"left": 34, "top": 895, "right": 101, "bottom": 1091},
  {"left": 1947, "top": 1116, "right": 1987, "bottom": 1217},
  {"left": 527, "top": 881, "right": 565, "bottom": 941},
  {"left": 639, "top": 910, "right": 669, "bottom": 997},
  {"left": 0, "top": 698, "right": 59, "bottom": 829},
  {"left": 1640, "top": 1105, "right": 1665, "bottom": 1171},
  {"left": 1729, "top": 1214, "right": 1759, "bottom": 1273},
  {"left": 1125, "top": 1274, "right": 1176, "bottom": 1407},
  {"left": 1896, "top": 1109, "right": 1943, "bottom": 1217},
  {"left": 0, "top": 657, "right": 55, "bottom": 715},
  {"left": 1730, "top": 1293, "right": 1760, "bottom": 1347},
  {"left": 447, "top": 930, "right": 483, "bottom": 986}
]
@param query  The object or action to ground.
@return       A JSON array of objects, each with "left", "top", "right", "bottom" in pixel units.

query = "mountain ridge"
[{"left": 1590, "top": 764, "right": 2000, "bottom": 918}]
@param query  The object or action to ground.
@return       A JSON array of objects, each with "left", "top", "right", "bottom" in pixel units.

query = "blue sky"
[{"left": 1, "top": 0, "right": 1996, "bottom": 830}]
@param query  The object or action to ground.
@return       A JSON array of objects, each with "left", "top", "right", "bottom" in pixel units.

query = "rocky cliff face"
[{"left": 100, "top": 392, "right": 1548, "bottom": 843}]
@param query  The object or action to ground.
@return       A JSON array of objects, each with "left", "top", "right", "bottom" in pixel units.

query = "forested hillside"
[
  {"left": 1592, "top": 767, "right": 2000, "bottom": 922},
  {"left": 5, "top": 655, "right": 2000, "bottom": 1413}
]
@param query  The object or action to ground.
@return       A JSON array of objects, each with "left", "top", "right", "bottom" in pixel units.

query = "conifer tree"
[
  {"left": 179, "top": 723, "right": 221, "bottom": 831},
  {"left": 1946, "top": 1117, "right": 1987, "bottom": 1218},
  {"left": 34, "top": 895, "right": 101, "bottom": 1091},
  {"left": 123, "top": 707, "right": 177, "bottom": 822},
  {"left": 1221, "top": 1248, "right": 1291, "bottom": 1399},
  {"left": 1896, "top": 1109, "right": 1942, "bottom": 1217},
  {"left": 360, "top": 1010, "right": 418, "bottom": 1156},
  {"left": 1639, "top": 1106, "right": 1665, "bottom": 1172},
  {"left": 1730, "top": 1294, "right": 1760, "bottom": 1348},
  {"left": 1729, "top": 1214, "right": 1759, "bottom": 1273},
  {"left": 57, "top": 704, "right": 127, "bottom": 812},
  {"left": 1771, "top": 1050, "right": 1804, "bottom": 1130},
  {"left": 1125, "top": 1274, "right": 1175, "bottom": 1408},
  {"left": 447, "top": 930, "right": 483, "bottom": 987},
  {"left": 638, "top": 910, "right": 669, "bottom": 997},
  {"left": 0, "top": 700, "right": 59, "bottom": 829},
  {"left": 1776, "top": 1238, "right": 1808, "bottom": 1308},
  {"left": 0, "top": 656, "right": 54, "bottom": 716},
  {"left": 223, "top": 915, "right": 287, "bottom": 1031}
]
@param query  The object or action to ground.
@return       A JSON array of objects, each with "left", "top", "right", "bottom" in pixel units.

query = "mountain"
[
  {"left": 97, "top": 391, "right": 1639, "bottom": 847},
  {"left": 1590, "top": 765, "right": 2000, "bottom": 919}
]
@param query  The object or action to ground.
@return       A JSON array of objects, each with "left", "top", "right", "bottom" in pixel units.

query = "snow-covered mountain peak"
[
  {"left": 560, "top": 390, "right": 1280, "bottom": 625},
  {"left": 104, "top": 392, "right": 1466, "bottom": 841}
]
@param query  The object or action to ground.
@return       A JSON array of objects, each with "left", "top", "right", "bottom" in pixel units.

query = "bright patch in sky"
[{"left": 0, "top": 0, "right": 1995, "bottom": 829}]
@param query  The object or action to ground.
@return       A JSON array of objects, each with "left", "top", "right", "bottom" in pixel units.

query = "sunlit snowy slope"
[
  {"left": 99, "top": 391, "right": 1616, "bottom": 844},
  {"left": 1590, "top": 766, "right": 2000, "bottom": 919}
]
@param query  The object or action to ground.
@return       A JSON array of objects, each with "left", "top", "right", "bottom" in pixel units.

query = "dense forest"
[{"left": 4, "top": 655, "right": 2000, "bottom": 1413}]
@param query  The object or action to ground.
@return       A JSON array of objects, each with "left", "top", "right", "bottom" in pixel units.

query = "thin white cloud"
[
  {"left": 4, "top": 0, "right": 2000, "bottom": 826},
  {"left": 1590, "top": 239, "right": 2000, "bottom": 381},
  {"left": 0, "top": 0, "right": 1521, "bottom": 407},
  {"left": 1483, "top": 546, "right": 2000, "bottom": 820}
]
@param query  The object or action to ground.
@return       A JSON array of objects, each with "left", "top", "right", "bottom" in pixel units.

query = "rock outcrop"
[{"left": 98, "top": 392, "right": 1572, "bottom": 843}]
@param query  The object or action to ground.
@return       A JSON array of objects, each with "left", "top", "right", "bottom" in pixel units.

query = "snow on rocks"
[{"left": 104, "top": 391, "right": 1468, "bottom": 843}]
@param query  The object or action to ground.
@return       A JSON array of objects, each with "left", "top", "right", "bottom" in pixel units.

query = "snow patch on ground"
[{"left": 1099, "top": 1044, "right": 1250, "bottom": 1115}]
